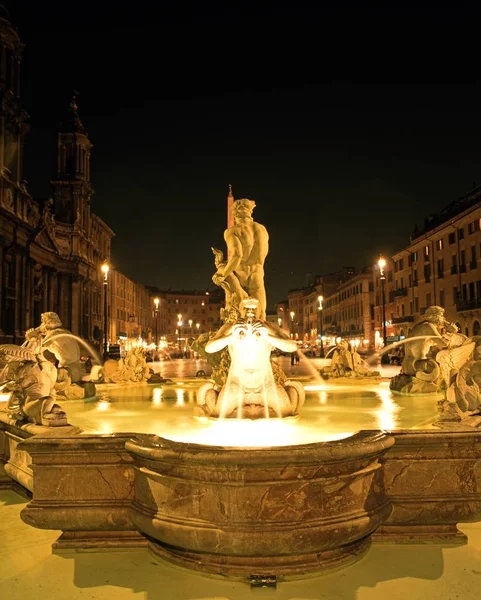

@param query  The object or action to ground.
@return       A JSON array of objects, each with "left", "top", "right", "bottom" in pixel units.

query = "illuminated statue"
[
  {"left": 390, "top": 306, "right": 462, "bottom": 395},
  {"left": 24, "top": 311, "right": 95, "bottom": 399},
  {"left": 195, "top": 298, "right": 304, "bottom": 419},
  {"left": 0, "top": 344, "right": 67, "bottom": 426},
  {"left": 212, "top": 198, "right": 268, "bottom": 320},
  {"left": 321, "top": 339, "right": 380, "bottom": 380}
]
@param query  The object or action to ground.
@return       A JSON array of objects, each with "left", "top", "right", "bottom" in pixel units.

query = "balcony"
[
  {"left": 457, "top": 299, "right": 481, "bottom": 312},
  {"left": 393, "top": 287, "right": 408, "bottom": 298},
  {"left": 392, "top": 315, "right": 414, "bottom": 324}
]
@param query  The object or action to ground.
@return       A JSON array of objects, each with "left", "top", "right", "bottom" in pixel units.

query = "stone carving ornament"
[
  {"left": 0, "top": 344, "right": 67, "bottom": 426},
  {"left": 389, "top": 305, "right": 481, "bottom": 421}
]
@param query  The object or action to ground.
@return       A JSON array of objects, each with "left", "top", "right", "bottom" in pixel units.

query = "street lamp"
[
  {"left": 196, "top": 322, "right": 200, "bottom": 335},
  {"left": 290, "top": 311, "right": 295, "bottom": 338},
  {"left": 101, "top": 261, "right": 110, "bottom": 359},
  {"left": 378, "top": 255, "right": 388, "bottom": 357},
  {"left": 153, "top": 297, "right": 159, "bottom": 350},
  {"left": 177, "top": 313, "right": 182, "bottom": 356},
  {"left": 318, "top": 295, "right": 324, "bottom": 358}
]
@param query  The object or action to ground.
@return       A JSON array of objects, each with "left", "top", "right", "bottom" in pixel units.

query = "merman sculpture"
[{"left": 195, "top": 194, "right": 304, "bottom": 419}]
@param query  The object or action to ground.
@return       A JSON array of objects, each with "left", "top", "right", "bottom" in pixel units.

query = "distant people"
[{"left": 295, "top": 350, "right": 300, "bottom": 365}]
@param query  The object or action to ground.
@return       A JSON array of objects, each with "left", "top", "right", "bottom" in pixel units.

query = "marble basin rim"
[{"left": 126, "top": 429, "right": 395, "bottom": 579}]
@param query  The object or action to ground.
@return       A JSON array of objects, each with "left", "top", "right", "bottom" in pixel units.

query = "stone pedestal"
[
  {"left": 0, "top": 412, "right": 82, "bottom": 491},
  {"left": 126, "top": 431, "right": 394, "bottom": 579},
  {"left": 374, "top": 428, "right": 481, "bottom": 543},
  {"left": 18, "top": 433, "right": 146, "bottom": 550}
]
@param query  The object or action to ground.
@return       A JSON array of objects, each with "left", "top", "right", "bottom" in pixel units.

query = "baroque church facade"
[{"left": 0, "top": 8, "right": 113, "bottom": 346}]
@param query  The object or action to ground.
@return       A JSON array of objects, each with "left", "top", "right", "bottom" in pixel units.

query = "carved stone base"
[
  {"left": 127, "top": 431, "right": 394, "bottom": 580},
  {"left": 148, "top": 536, "right": 371, "bottom": 580},
  {"left": 372, "top": 524, "right": 467, "bottom": 544},
  {"left": 53, "top": 530, "right": 148, "bottom": 553}
]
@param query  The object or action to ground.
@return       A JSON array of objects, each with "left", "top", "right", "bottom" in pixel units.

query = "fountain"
[{"left": 2, "top": 197, "right": 481, "bottom": 582}]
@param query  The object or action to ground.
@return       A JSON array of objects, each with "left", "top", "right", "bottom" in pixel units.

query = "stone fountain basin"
[{"left": 126, "top": 430, "right": 395, "bottom": 578}]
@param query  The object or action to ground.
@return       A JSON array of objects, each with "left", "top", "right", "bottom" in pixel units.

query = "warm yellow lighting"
[
  {"left": 152, "top": 388, "right": 163, "bottom": 405},
  {"left": 188, "top": 319, "right": 193, "bottom": 327},
  {"left": 101, "top": 262, "right": 109, "bottom": 274},
  {"left": 196, "top": 323, "right": 200, "bottom": 331},
  {"left": 97, "top": 399, "right": 110, "bottom": 412},
  {"left": 177, "top": 313, "right": 182, "bottom": 321},
  {"left": 378, "top": 255, "right": 386, "bottom": 277},
  {"left": 318, "top": 295, "right": 323, "bottom": 310},
  {"left": 290, "top": 311, "right": 295, "bottom": 321},
  {"left": 165, "top": 419, "right": 353, "bottom": 448},
  {"left": 154, "top": 297, "right": 160, "bottom": 309},
  {"left": 0, "top": 391, "right": 11, "bottom": 403}
]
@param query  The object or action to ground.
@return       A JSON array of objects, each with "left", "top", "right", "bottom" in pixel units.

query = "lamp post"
[
  {"left": 318, "top": 295, "right": 324, "bottom": 358},
  {"left": 101, "top": 261, "right": 110, "bottom": 359},
  {"left": 378, "top": 255, "right": 388, "bottom": 358},
  {"left": 290, "top": 310, "right": 295, "bottom": 339},
  {"left": 177, "top": 313, "right": 182, "bottom": 356},
  {"left": 153, "top": 297, "right": 159, "bottom": 351}
]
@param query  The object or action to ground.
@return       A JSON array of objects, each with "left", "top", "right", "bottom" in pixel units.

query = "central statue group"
[{"left": 193, "top": 197, "right": 304, "bottom": 419}]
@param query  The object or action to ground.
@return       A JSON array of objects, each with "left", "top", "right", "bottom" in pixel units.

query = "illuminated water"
[{"left": 64, "top": 378, "right": 440, "bottom": 448}]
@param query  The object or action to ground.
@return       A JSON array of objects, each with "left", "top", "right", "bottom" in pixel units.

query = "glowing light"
[
  {"left": 152, "top": 388, "right": 163, "bottom": 405},
  {"left": 378, "top": 255, "right": 386, "bottom": 278},
  {"left": 373, "top": 388, "right": 401, "bottom": 431},
  {"left": 154, "top": 297, "right": 160, "bottom": 309},
  {"left": 97, "top": 399, "right": 111, "bottom": 412},
  {"left": 176, "top": 389, "right": 185, "bottom": 404},
  {"left": 0, "top": 392, "right": 11, "bottom": 402},
  {"left": 164, "top": 418, "right": 353, "bottom": 448}
]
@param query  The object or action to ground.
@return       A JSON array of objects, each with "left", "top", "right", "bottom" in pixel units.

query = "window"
[
  {"left": 449, "top": 232, "right": 456, "bottom": 245},
  {"left": 439, "top": 289, "right": 445, "bottom": 307},
  {"left": 399, "top": 258, "right": 404, "bottom": 270},
  {"left": 458, "top": 227, "right": 465, "bottom": 240},
  {"left": 424, "top": 264, "right": 431, "bottom": 283},
  {"left": 424, "top": 245, "right": 430, "bottom": 259},
  {"left": 426, "top": 293, "right": 431, "bottom": 307},
  {"left": 436, "top": 239, "right": 443, "bottom": 251}
]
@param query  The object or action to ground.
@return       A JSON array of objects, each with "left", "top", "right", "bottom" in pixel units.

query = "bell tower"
[{"left": 51, "top": 94, "right": 93, "bottom": 227}]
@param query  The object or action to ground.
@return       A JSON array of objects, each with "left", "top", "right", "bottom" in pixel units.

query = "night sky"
[{"left": 8, "top": 2, "right": 481, "bottom": 309}]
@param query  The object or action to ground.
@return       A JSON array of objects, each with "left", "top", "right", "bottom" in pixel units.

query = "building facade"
[
  {"left": 385, "top": 187, "right": 481, "bottom": 341},
  {"left": 0, "top": 10, "right": 114, "bottom": 347}
]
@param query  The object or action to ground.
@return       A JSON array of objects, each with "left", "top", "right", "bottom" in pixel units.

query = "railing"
[
  {"left": 392, "top": 315, "right": 414, "bottom": 324},
  {"left": 393, "top": 287, "right": 408, "bottom": 298},
  {"left": 457, "top": 299, "right": 481, "bottom": 312}
]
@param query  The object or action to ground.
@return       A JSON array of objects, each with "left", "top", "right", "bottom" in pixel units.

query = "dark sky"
[{"left": 7, "top": 2, "right": 481, "bottom": 309}]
